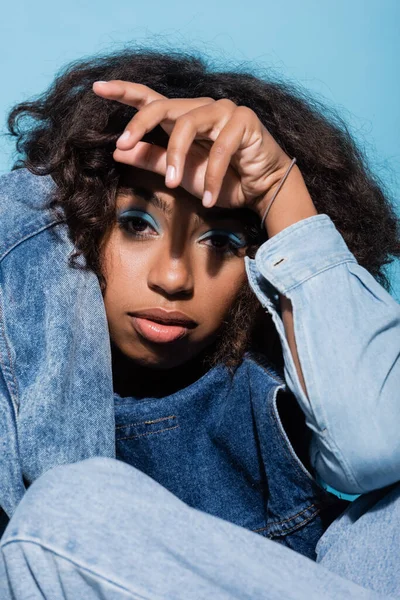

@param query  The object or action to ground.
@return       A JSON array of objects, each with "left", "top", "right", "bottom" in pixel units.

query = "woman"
[{"left": 0, "top": 48, "right": 399, "bottom": 597}]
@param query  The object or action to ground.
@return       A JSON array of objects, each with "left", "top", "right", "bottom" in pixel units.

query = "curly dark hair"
[{"left": 6, "top": 47, "right": 400, "bottom": 371}]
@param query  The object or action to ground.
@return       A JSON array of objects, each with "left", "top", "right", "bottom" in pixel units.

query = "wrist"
[
  {"left": 253, "top": 157, "right": 295, "bottom": 219},
  {"left": 254, "top": 163, "right": 318, "bottom": 238}
]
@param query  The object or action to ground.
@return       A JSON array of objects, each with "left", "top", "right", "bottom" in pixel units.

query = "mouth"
[{"left": 127, "top": 308, "right": 197, "bottom": 344}]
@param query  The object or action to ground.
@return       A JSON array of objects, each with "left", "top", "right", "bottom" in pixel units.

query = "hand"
[{"left": 92, "top": 80, "right": 293, "bottom": 218}]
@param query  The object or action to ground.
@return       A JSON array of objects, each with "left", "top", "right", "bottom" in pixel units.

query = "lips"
[{"left": 127, "top": 308, "right": 197, "bottom": 344}]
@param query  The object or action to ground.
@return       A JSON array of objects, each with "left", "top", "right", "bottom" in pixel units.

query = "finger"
[
  {"left": 93, "top": 80, "right": 215, "bottom": 148},
  {"left": 113, "top": 142, "right": 168, "bottom": 176},
  {"left": 202, "top": 115, "right": 246, "bottom": 208},
  {"left": 92, "top": 80, "right": 167, "bottom": 109},
  {"left": 113, "top": 141, "right": 208, "bottom": 200},
  {"left": 113, "top": 141, "right": 242, "bottom": 211},
  {"left": 115, "top": 99, "right": 170, "bottom": 150},
  {"left": 165, "top": 100, "right": 234, "bottom": 188},
  {"left": 115, "top": 97, "right": 215, "bottom": 152},
  {"left": 117, "top": 99, "right": 214, "bottom": 150},
  {"left": 93, "top": 80, "right": 214, "bottom": 111}
]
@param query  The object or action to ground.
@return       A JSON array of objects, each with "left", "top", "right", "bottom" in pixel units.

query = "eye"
[
  {"left": 117, "top": 209, "right": 160, "bottom": 238},
  {"left": 198, "top": 229, "right": 247, "bottom": 256}
]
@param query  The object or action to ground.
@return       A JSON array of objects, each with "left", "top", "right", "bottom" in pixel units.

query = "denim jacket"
[{"left": 0, "top": 169, "right": 399, "bottom": 548}]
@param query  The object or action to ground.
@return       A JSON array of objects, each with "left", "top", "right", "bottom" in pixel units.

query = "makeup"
[
  {"left": 128, "top": 308, "right": 197, "bottom": 344},
  {"left": 117, "top": 209, "right": 161, "bottom": 236},
  {"left": 129, "top": 316, "right": 188, "bottom": 343}
]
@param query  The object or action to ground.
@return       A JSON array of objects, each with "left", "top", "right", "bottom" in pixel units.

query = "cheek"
[
  {"left": 198, "top": 262, "right": 248, "bottom": 327},
  {"left": 102, "top": 236, "right": 149, "bottom": 314}
]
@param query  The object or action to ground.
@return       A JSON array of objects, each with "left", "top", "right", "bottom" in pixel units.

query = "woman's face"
[{"left": 101, "top": 167, "right": 252, "bottom": 369}]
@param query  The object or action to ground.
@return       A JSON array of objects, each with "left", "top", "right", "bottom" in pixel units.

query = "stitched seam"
[
  {"left": 280, "top": 258, "right": 357, "bottom": 294},
  {"left": 116, "top": 415, "right": 177, "bottom": 430},
  {"left": 117, "top": 424, "right": 180, "bottom": 441},
  {"left": 0, "top": 219, "right": 64, "bottom": 263},
  {"left": 0, "top": 289, "right": 19, "bottom": 409},
  {"left": 253, "top": 503, "right": 319, "bottom": 532},
  {"left": 1, "top": 538, "right": 152, "bottom": 599},
  {"left": 246, "top": 351, "right": 285, "bottom": 385},
  {"left": 115, "top": 396, "right": 175, "bottom": 405},
  {"left": 253, "top": 506, "right": 321, "bottom": 537},
  {"left": 266, "top": 507, "right": 322, "bottom": 538}
]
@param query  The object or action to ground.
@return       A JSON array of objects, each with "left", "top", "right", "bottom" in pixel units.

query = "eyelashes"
[
  {"left": 117, "top": 209, "right": 247, "bottom": 256},
  {"left": 197, "top": 229, "right": 246, "bottom": 252},
  {"left": 117, "top": 209, "right": 161, "bottom": 235}
]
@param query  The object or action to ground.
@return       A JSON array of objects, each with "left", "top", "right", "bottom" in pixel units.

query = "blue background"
[{"left": 1, "top": 0, "right": 399, "bottom": 297}]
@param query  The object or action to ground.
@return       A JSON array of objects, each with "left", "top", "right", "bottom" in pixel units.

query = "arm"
[
  {"left": 97, "top": 81, "right": 400, "bottom": 495},
  {"left": 259, "top": 163, "right": 318, "bottom": 397},
  {"left": 246, "top": 164, "right": 400, "bottom": 495}
]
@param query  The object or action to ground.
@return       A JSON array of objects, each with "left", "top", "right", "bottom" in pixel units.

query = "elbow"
[{"left": 313, "top": 434, "right": 400, "bottom": 496}]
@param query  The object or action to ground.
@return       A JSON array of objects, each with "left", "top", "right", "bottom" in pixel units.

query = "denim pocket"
[{"left": 116, "top": 414, "right": 179, "bottom": 442}]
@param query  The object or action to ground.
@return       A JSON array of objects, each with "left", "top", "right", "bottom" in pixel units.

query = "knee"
[
  {"left": 25, "top": 457, "right": 144, "bottom": 508},
  {"left": 31, "top": 456, "right": 156, "bottom": 503},
  {"left": 1, "top": 458, "right": 160, "bottom": 547}
]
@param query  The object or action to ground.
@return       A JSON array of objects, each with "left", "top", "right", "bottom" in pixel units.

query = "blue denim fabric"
[
  {"left": 0, "top": 457, "right": 397, "bottom": 599},
  {"left": 0, "top": 169, "right": 115, "bottom": 519},
  {"left": 115, "top": 355, "right": 346, "bottom": 559},
  {"left": 246, "top": 216, "right": 400, "bottom": 494},
  {"left": 0, "top": 168, "right": 399, "bottom": 551}
]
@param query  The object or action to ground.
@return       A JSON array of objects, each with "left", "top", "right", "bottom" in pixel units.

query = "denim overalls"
[{"left": 115, "top": 354, "right": 346, "bottom": 560}]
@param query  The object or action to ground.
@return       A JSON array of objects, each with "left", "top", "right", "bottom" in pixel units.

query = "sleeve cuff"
[{"left": 252, "top": 214, "right": 357, "bottom": 295}]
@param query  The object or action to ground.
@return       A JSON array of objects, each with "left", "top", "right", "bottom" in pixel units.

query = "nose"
[{"left": 147, "top": 248, "right": 194, "bottom": 298}]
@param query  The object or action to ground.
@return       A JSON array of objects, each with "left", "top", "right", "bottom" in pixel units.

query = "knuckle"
[
  {"left": 216, "top": 98, "right": 237, "bottom": 111},
  {"left": 141, "top": 98, "right": 164, "bottom": 115},
  {"left": 175, "top": 113, "right": 196, "bottom": 128},
  {"left": 210, "top": 143, "right": 227, "bottom": 158},
  {"left": 149, "top": 98, "right": 166, "bottom": 108},
  {"left": 205, "top": 172, "right": 219, "bottom": 186},
  {"left": 134, "top": 83, "right": 160, "bottom": 103},
  {"left": 143, "top": 144, "right": 154, "bottom": 169},
  {"left": 138, "top": 83, "right": 166, "bottom": 98},
  {"left": 234, "top": 105, "right": 257, "bottom": 121}
]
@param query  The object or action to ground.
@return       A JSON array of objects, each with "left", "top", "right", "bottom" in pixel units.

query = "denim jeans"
[{"left": 0, "top": 458, "right": 398, "bottom": 599}]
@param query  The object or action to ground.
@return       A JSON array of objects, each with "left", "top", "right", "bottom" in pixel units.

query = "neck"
[{"left": 111, "top": 341, "right": 215, "bottom": 399}]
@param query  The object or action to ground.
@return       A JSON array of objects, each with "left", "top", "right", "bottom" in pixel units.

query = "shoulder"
[
  {"left": 0, "top": 168, "right": 61, "bottom": 261},
  {"left": 228, "top": 351, "right": 286, "bottom": 401},
  {"left": 242, "top": 351, "right": 286, "bottom": 387}
]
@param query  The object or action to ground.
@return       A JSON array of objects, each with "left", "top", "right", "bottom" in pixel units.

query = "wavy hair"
[{"left": 7, "top": 48, "right": 400, "bottom": 370}]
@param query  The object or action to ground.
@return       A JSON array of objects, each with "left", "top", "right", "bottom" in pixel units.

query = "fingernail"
[
  {"left": 202, "top": 191, "right": 213, "bottom": 207},
  {"left": 118, "top": 131, "right": 131, "bottom": 143},
  {"left": 94, "top": 80, "right": 108, "bottom": 84},
  {"left": 166, "top": 165, "right": 176, "bottom": 184}
]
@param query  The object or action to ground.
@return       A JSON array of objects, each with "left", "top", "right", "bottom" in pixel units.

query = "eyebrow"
[
  {"left": 120, "top": 185, "right": 255, "bottom": 227},
  {"left": 129, "top": 186, "right": 174, "bottom": 216}
]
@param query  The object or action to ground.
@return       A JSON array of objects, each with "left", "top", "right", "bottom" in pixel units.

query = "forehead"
[{"left": 117, "top": 167, "right": 198, "bottom": 211}]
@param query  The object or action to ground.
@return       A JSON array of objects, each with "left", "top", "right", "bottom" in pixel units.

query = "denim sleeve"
[{"left": 245, "top": 214, "right": 400, "bottom": 495}]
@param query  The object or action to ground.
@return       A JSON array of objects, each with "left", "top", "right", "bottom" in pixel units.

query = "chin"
[
  {"left": 132, "top": 353, "right": 189, "bottom": 370},
  {"left": 118, "top": 340, "right": 196, "bottom": 370},
  {"left": 112, "top": 331, "right": 216, "bottom": 371}
]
